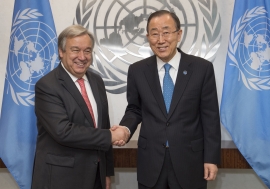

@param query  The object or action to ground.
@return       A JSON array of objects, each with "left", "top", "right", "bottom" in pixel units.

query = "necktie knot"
[
  {"left": 77, "top": 78, "right": 84, "bottom": 86},
  {"left": 164, "top": 63, "right": 171, "bottom": 72}
]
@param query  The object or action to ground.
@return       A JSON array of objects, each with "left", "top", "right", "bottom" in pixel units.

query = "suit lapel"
[
  {"left": 57, "top": 64, "right": 95, "bottom": 127},
  {"left": 144, "top": 57, "right": 168, "bottom": 118},
  {"left": 168, "top": 51, "right": 193, "bottom": 119},
  {"left": 86, "top": 70, "right": 102, "bottom": 128}
]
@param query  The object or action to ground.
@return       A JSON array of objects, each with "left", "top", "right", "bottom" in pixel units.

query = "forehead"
[
  {"left": 148, "top": 14, "right": 175, "bottom": 31},
  {"left": 66, "top": 34, "right": 93, "bottom": 47}
]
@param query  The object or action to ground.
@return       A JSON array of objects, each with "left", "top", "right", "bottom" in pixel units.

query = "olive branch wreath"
[
  {"left": 11, "top": 8, "right": 42, "bottom": 35},
  {"left": 74, "top": 0, "right": 127, "bottom": 94},
  {"left": 74, "top": 0, "right": 222, "bottom": 93},
  {"left": 227, "top": 6, "right": 270, "bottom": 91},
  {"left": 194, "top": 0, "right": 222, "bottom": 62},
  {"left": 8, "top": 9, "right": 42, "bottom": 106}
]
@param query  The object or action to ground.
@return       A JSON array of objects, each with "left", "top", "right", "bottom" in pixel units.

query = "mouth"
[
  {"left": 74, "top": 62, "right": 87, "bottom": 67},
  {"left": 157, "top": 46, "right": 168, "bottom": 51}
]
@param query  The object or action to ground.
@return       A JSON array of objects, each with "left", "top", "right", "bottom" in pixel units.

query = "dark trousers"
[
  {"left": 138, "top": 149, "right": 207, "bottom": 189},
  {"left": 94, "top": 164, "right": 102, "bottom": 189}
]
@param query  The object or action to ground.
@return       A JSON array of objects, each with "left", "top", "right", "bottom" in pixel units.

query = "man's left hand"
[
  {"left": 106, "top": 176, "right": 111, "bottom": 189},
  {"left": 204, "top": 163, "right": 218, "bottom": 180}
]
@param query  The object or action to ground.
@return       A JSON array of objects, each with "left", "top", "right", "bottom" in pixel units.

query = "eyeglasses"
[{"left": 149, "top": 30, "right": 179, "bottom": 40}]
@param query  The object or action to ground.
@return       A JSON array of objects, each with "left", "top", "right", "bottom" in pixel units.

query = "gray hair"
[{"left": 58, "top": 25, "right": 95, "bottom": 60}]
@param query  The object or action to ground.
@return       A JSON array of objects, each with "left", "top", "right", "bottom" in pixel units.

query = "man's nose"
[
  {"left": 158, "top": 34, "right": 166, "bottom": 43},
  {"left": 78, "top": 50, "right": 86, "bottom": 60}
]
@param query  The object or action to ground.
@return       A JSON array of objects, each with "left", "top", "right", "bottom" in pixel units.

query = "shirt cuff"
[{"left": 123, "top": 126, "right": 131, "bottom": 134}]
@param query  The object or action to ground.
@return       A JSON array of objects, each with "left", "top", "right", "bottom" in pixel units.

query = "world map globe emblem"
[
  {"left": 238, "top": 15, "right": 270, "bottom": 78},
  {"left": 74, "top": 0, "right": 221, "bottom": 94},
  {"left": 8, "top": 21, "right": 58, "bottom": 93},
  {"left": 89, "top": 0, "right": 201, "bottom": 94}
]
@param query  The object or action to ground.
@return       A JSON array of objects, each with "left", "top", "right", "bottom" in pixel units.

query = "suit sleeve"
[
  {"left": 120, "top": 64, "right": 142, "bottom": 139},
  {"left": 35, "top": 78, "right": 112, "bottom": 152},
  {"left": 102, "top": 84, "right": 114, "bottom": 176},
  {"left": 200, "top": 62, "right": 221, "bottom": 164}
]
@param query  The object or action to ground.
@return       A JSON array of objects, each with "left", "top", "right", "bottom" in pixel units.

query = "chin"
[{"left": 159, "top": 55, "right": 169, "bottom": 61}]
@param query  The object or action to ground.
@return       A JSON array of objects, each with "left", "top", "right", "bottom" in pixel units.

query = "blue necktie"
[
  {"left": 163, "top": 64, "right": 174, "bottom": 147},
  {"left": 163, "top": 64, "right": 174, "bottom": 113}
]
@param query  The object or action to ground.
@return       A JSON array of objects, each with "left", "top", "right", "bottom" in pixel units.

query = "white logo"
[
  {"left": 228, "top": 6, "right": 270, "bottom": 90},
  {"left": 75, "top": 0, "right": 222, "bottom": 94},
  {"left": 7, "top": 8, "right": 59, "bottom": 106}
]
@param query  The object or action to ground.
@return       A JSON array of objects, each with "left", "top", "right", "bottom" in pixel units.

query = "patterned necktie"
[
  {"left": 163, "top": 64, "right": 174, "bottom": 113},
  {"left": 77, "top": 78, "right": 96, "bottom": 128}
]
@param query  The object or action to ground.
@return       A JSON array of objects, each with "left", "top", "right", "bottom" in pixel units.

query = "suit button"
[
  {"left": 94, "top": 161, "right": 98, "bottom": 165},
  {"left": 166, "top": 122, "right": 169, "bottom": 126}
]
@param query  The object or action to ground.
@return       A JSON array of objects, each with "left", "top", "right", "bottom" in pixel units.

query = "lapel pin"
[{"left": 183, "top": 70, "right": 187, "bottom": 75}]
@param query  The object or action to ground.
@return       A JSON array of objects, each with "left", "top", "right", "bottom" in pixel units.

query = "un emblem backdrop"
[{"left": 74, "top": 0, "right": 222, "bottom": 94}]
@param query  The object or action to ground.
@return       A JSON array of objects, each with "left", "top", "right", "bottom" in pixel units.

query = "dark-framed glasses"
[{"left": 149, "top": 30, "right": 179, "bottom": 39}]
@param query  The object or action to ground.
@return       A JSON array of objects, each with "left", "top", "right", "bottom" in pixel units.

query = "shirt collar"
[
  {"left": 157, "top": 50, "right": 181, "bottom": 71},
  {"left": 61, "top": 63, "right": 88, "bottom": 82}
]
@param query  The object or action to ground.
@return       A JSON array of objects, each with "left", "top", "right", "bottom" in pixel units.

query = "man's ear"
[
  {"left": 177, "top": 29, "right": 183, "bottom": 42},
  {"left": 59, "top": 48, "right": 63, "bottom": 58}
]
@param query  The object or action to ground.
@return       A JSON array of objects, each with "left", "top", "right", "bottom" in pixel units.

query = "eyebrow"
[
  {"left": 150, "top": 26, "right": 170, "bottom": 31},
  {"left": 70, "top": 46, "right": 92, "bottom": 50}
]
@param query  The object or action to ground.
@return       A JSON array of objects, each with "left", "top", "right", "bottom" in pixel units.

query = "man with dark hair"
[
  {"left": 113, "top": 10, "right": 221, "bottom": 189},
  {"left": 31, "top": 25, "right": 129, "bottom": 189}
]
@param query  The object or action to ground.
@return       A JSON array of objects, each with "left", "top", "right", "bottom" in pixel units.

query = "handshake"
[{"left": 110, "top": 125, "right": 130, "bottom": 146}]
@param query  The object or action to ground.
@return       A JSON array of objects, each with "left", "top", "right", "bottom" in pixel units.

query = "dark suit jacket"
[
  {"left": 120, "top": 49, "right": 221, "bottom": 189},
  {"left": 31, "top": 64, "right": 114, "bottom": 189}
]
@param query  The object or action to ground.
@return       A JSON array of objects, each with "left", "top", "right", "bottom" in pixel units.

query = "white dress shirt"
[
  {"left": 61, "top": 63, "right": 98, "bottom": 127},
  {"left": 157, "top": 51, "right": 181, "bottom": 91}
]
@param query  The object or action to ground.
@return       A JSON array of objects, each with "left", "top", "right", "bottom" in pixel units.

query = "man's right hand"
[{"left": 110, "top": 125, "right": 130, "bottom": 146}]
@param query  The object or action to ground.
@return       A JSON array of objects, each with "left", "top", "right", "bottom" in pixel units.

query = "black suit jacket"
[
  {"left": 31, "top": 64, "right": 114, "bottom": 189},
  {"left": 120, "top": 49, "right": 221, "bottom": 189}
]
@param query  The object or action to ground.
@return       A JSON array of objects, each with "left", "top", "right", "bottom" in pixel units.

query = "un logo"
[
  {"left": 7, "top": 9, "right": 59, "bottom": 106},
  {"left": 74, "top": 0, "right": 221, "bottom": 94},
  {"left": 228, "top": 6, "right": 270, "bottom": 90}
]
